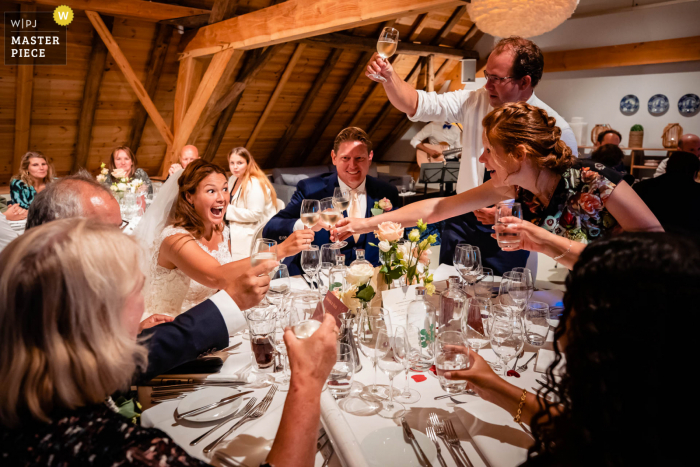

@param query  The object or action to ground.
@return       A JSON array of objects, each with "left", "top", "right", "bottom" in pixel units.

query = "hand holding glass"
[{"left": 368, "top": 27, "right": 399, "bottom": 83}]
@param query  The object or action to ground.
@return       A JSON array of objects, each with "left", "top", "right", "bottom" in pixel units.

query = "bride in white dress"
[{"left": 135, "top": 159, "right": 314, "bottom": 319}]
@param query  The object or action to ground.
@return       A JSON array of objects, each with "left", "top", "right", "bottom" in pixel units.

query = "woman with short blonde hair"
[{"left": 10, "top": 151, "right": 55, "bottom": 209}]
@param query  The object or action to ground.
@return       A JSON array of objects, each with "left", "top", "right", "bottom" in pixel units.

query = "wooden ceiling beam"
[
  {"left": 263, "top": 48, "right": 344, "bottom": 169},
  {"left": 18, "top": 0, "right": 210, "bottom": 22},
  {"left": 431, "top": 5, "right": 466, "bottom": 45},
  {"left": 160, "top": 14, "right": 210, "bottom": 29},
  {"left": 72, "top": 15, "right": 114, "bottom": 173},
  {"left": 86, "top": 11, "right": 174, "bottom": 147},
  {"left": 346, "top": 55, "right": 405, "bottom": 130},
  {"left": 12, "top": 4, "right": 36, "bottom": 175},
  {"left": 302, "top": 34, "right": 477, "bottom": 60},
  {"left": 407, "top": 13, "right": 429, "bottom": 42},
  {"left": 182, "top": 0, "right": 464, "bottom": 58},
  {"left": 368, "top": 58, "right": 424, "bottom": 138},
  {"left": 127, "top": 23, "right": 173, "bottom": 154},
  {"left": 247, "top": 44, "right": 306, "bottom": 149},
  {"left": 208, "top": 0, "right": 240, "bottom": 24}
]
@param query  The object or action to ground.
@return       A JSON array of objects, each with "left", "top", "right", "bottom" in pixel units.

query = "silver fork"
[
  {"left": 426, "top": 426, "right": 448, "bottom": 467},
  {"left": 445, "top": 420, "right": 473, "bottom": 467},
  {"left": 429, "top": 413, "right": 465, "bottom": 467},
  {"left": 203, "top": 385, "right": 278, "bottom": 454},
  {"left": 190, "top": 398, "right": 257, "bottom": 446}
]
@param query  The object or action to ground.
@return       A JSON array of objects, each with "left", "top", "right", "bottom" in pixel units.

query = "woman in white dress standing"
[
  {"left": 137, "top": 159, "right": 313, "bottom": 319},
  {"left": 226, "top": 148, "right": 278, "bottom": 261}
]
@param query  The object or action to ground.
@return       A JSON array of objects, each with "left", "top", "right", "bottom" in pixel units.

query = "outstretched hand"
[
  {"left": 279, "top": 229, "right": 315, "bottom": 259},
  {"left": 492, "top": 216, "right": 553, "bottom": 253},
  {"left": 331, "top": 217, "right": 359, "bottom": 242},
  {"left": 224, "top": 259, "right": 276, "bottom": 310},
  {"left": 284, "top": 314, "right": 339, "bottom": 391}
]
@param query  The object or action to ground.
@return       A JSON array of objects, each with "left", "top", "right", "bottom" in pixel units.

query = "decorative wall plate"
[
  {"left": 619, "top": 94, "right": 639, "bottom": 115},
  {"left": 648, "top": 94, "right": 669, "bottom": 116},
  {"left": 678, "top": 94, "right": 700, "bottom": 116}
]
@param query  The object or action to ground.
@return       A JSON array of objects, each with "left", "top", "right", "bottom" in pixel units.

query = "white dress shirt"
[
  {"left": 409, "top": 87, "right": 579, "bottom": 193},
  {"left": 654, "top": 158, "right": 669, "bottom": 177},
  {"left": 0, "top": 213, "right": 19, "bottom": 254},
  {"left": 208, "top": 290, "right": 247, "bottom": 336},
  {"left": 293, "top": 177, "right": 367, "bottom": 231},
  {"left": 410, "top": 121, "right": 462, "bottom": 149}
]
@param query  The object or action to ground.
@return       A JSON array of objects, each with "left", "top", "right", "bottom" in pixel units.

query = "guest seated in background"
[
  {"left": 0, "top": 210, "right": 18, "bottom": 253},
  {"left": 655, "top": 133, "right": 700, "bottom": 177},
  {"left": 410, "top": 120, "right": 462, "bottom": 163},
  {"left": 226, "top": 147, "right": 278, "bottom": 261},
  {"left": 264, "top": 127, "right": 399, "bottom": 275},
  {"left": 633, "top": 151, "right": 700, "bottom": 235},
  {"left": 136, "top": 159, "right": 312, "bottom": 318},
  {"left": 10, "top": 151, "right": 54, "bottom": 209},
  {"left": 168, "top": 144, "right": 200, "bottom": 176},
  {"left": 590, "top": 143, "right": 634, "bottom": 185},
  {"left": 103, "top": 146, "right": 153, "bottom": 194},
  {"left": 0, "top": 197, "right": 27, "bottom": 221},
  {"left": 441, "top": 233, "right": 693, "bottom": 465},
  {"left": 0, "top": 219, "right": 338, "bottom": 466},
  {"left": 334, "top": 103, "right": 663, "bottom": 270},
  {"left": 24, "top": 171, "right": 275, "bottom": 381},
  {"left": 593, "top": 128, "right": 622, "bottom": 148}
]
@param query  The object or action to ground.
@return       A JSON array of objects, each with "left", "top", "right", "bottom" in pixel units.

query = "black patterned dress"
[{"left": 0, "top": 404, "right": 207, "bottom": 466}]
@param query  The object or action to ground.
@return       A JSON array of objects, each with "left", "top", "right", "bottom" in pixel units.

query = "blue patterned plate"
[
  {"left": 620, "top": 94, "right": 639, "bottom": 115},
  {"left": 648, "top": 94, "right": 669, "bottom": 116},
  {"left": 678, "top": 94, "right": 700, "bottom": 116}
]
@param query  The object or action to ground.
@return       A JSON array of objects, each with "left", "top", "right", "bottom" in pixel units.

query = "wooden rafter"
[
  {"left": 182, "top": 0, "right": 464, "bottom": 58},
  {"left": 263, "top": 48, "right": 344, "bottom": 169},
  {"left": 247, "top": 44, "right": 307, "bottom": 149},
  {"left": 208, "top": 0, "right": 240, "bottom": 24},
  {"left": 86, "top": 11, "right": 174, "bottom": 147},
  {"left": 368, "top": 58, "right": 424, "bottom": 138},
  {"left": 72, "top": 16, "right": 114, "bottom": 173},
  {"left": 18, "top": 0, "right": 210, "bottom": 22},
  {"left": 407, "top": 13, "right": 429, "bottom": 42},
  {"left": 127, "top": 23, "right": 173, "bottom": 153},
  {"left": 433, "top": 6, "right": 466, "bottom": 44},
  {"left": 426, "top": 54, "right": 435, "bottom": 92},
  {"left": 12, "top": 4, "right": 35, "bottom": 175},
  {"left": 346, "top": 55, "right": 405, "bottom": 130}
]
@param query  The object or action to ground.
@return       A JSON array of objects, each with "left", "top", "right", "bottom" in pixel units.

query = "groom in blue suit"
[{"left": 264, "top": 127, "right": 399, "bottom": 275}]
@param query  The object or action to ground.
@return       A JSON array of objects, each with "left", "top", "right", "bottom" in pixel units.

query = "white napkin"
[
  {"left": 289, "top": 276, "right": 311, "bottom": 291},
  {"left": 213, "top": 404, "right": 284, "bottom": 466},
  {"left": 535, "top": 349, "right": 566, "bottom": 375},
  {"left": 432, "top": 263, "right": 458, "bottom": 283}
]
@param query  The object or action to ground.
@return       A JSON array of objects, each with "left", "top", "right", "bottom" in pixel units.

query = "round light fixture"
[{"left": 467, "top": 0, "right": 579, "bottom": 38}]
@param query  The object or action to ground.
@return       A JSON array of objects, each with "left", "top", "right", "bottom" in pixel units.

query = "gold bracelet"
[
  {"left": 552, "top": 238, "right": 572, "bottom": 261},
  {"left": 513, "top": 389, "right": 528, "bottom": 423}
]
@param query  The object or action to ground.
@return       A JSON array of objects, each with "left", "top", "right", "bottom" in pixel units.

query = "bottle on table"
[{"left": 328, "top": 254, "right": 346, "bottom": 293}]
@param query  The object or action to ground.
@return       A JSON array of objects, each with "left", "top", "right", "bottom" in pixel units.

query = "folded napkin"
[
  {"left": 535, "top": 349, "right": 566, "bottom": 375},
  {"left": 432, "top": 263, "right": 458, "bottom": 283}
]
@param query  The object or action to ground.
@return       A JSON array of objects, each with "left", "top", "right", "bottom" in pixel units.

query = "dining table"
[{"left": 138, "top": 266, "right": 565, "bottom": 467}]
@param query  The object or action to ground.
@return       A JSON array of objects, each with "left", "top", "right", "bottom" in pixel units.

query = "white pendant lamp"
[{"left": 467, "top": 0, "right": 579, "bottom": 38}]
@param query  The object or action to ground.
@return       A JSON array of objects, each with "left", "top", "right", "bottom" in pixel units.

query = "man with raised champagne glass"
[
  {"left": 366, "top": 36, "right": 578, "bottom": 275},
  {"left": 264, "top": 127, "right": 399, "bottom": 275}
]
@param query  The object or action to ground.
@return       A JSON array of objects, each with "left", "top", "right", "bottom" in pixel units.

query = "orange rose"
[{"left": 578, "top": 192, "right": 603, "bottom": 216}]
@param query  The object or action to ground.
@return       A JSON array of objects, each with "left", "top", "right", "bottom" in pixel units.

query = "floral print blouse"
[
  {"left": 9, "top": 179, "right": 37, "bottom": 209},
  {"left": 517, "top": 160, "right": 623, "bottom": 244},
  {"left": 0, "top": 404, "right": 207, "bottom": 466}
]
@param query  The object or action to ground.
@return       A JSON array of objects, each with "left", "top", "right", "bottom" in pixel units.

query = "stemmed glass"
[
  {"left": 489, "top": 308, "right": 525, "bottom": 377},
  {"left": 267, "top": 264, "right": 291, "bottom": 310},
  {"left": 395, "top": 325, "right": 421, "bottom": 404},
  {"left": 332, "top": 187, "right": 351, "bottom": 213},
  {"left": 300, "top": 245, "right": 321, "bottom": 290},
  {"left": 300, "top": 199, "right": 321, "bottom": 229},
  {"left": 464, "top": 297, "right": 491, "bottom": 354},
  {"left": 453, "top": 243, "right": 470, "bottom": 286},
  {"left": 368, "top": 27, "right": 399, "bottom": 83},
  {"left": 319, "top": 244, "right": 337, "bottom": 291},
  {"left": 474, "top": 267, "right": 494, "bottom": 298},
  {"left": 274, "top": 312, "right": 290, "bottom": 390},
  {"left": 463, "top": 246, "right": 483, "bottom": 296},
  {"left": 376, "top": 327, "right": 406, "bottom": 418},
  {"left": 358, "top": 307, "right": 392, "bottom": 403},
  {"left": 251, "top": 238, "right": 278, "bottom": 266},
  {"left": 320, "top": 197, "right": 346, "bottom": 250},
  {"left": 504, "top": 271, "right": 528, "bottom": 313},
  {"left": 512, "top": 267, "right": 534, "bottom": 302}
]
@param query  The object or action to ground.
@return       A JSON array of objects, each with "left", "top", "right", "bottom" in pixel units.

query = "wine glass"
[
  {"left": 368, "top": 27, "right": 399, "bottom": 83},
  {"left": 395, "top": 325, "right": 421, "bottom": 404},
  {"left": 505, "top": 271, "right": 528, "bottom": 313},
  {"left": 328, "top": 343, "right": 355, "bottom": 400},
  {"left": 267, "top": 264, "right": 291, "bottom": 310},
  {"left": 319, "top": 244, "right": 337, "bottom": 291},
  {"left": 512, "top": 267, "right": 534, "bottom": 301},
  {"left": 474, "top": 267, "right": 494, "bottom": 298},
  {"left": 464, "top": 298, "right": 491, "bottom": 354},
  {"left": 332, "top": 187, "right": 350, "bottom": 213},
  {"left": 320, "top": 197, "right": 346, "bottom": 250},
  {"left": 300, "top": 199, "right": 321, "bottom": 229},
  {"left": 274, "top": 311, "right": 290, "bottom": 390},
  {"left": 300, "top": 245, "right": 320, "bottom": 290},
  {"left": 435, "top": 330, "right": 469, "bottom": 394},
  {"left": 495, "top": 201, "right": 523, "bottom": 251},
  {"left": 489, "top": 308, "right": 525, "bottom": 377},
  {"left": 288, "top": 291, "right": 322, "bottom": 339},
  {"left": 463, "top": 246, "right": 482, "bottom": 296},
  {"left": 453, "top": 243, "right": 470, "bottom": 286},
  {"left": 358, "top": 307, "right": 392, "bottom": 402},
  {"left": 376, "top": 327, "right": 406, "bottom": 418},
  {"left": 251, "top": 238, "right": 278, "bottom": 266}
]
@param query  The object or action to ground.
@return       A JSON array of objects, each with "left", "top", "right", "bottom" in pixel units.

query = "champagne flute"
[
  {"left": 300, "top": 199, "right": 320, "bottom": 229},
  {"left": 320, "top": 197, "right": 346, "bottom": 250},
  {"left": 377, "top": 327, "right": 406, "bottom": 418},
  {"left": 368, "top": 27, "right": 399, "bottom": 83},
  {"left": 300, "top": 245, "right": 321, "bottom": 290},
  {"left": 332, "top": 187, "right": 350, "bottom": 212}
]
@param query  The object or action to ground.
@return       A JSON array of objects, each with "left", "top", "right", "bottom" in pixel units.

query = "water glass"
[
  {"left": 246, "top": 307, "right": 277, "bottom": 371},
  {"left": 288, "top": 291, "right": 322, "bottom": 338},
  {"left": 328, "top": 343, "right": 354, "bottom": 399},
  {"left": 464, "top": 298, "right": 492, "bottom": 352},
  {"left": 495, "top": 201, "right": 523, "bottom": 250},
  {"left": 524, "top": 301, "right": 549, "bottom": 346},
  {"left": 547, "top": 306, "right": 565, "bottom": 331},
  {"left": 435, "top": 331, "right": 469, "bottom": 394},
  {"left": 474, "top": 267, "right": 494, "bottom": 298}
]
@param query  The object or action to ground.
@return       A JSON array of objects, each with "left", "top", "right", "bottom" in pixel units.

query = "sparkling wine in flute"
[
  {"left": 377, "top": 40, "right": 397, "bottom": 59},
  {"left": 301, "top": 212, "right": 320, "bottom": 228},
  {"left": 320, "top": 211, "right": 342, "bottom": 226},
  {"left": 251, "top": 251, "right": 277, "bottom": 267}
]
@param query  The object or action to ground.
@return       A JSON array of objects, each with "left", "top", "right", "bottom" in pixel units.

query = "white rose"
[
  {"left": 340, "top": 286, "right": 362, "bottom": 311},
  {"left": 117, "top": 183, "right": 127, "bottom": 192},
  {"left": 110, "top": 185, "right": 118, "bottom": 192},
  {"left": 96, "top": 174, "right": 106, "bottom": 183},
  {"left": 378, "top": 240, "right": 391, "bottom": 252},
  {"left": 345, "top": 263, "right": 374, "bottom": 286},
  {"left": 100, "top": 168, "right": 109, "bottom": 175}
]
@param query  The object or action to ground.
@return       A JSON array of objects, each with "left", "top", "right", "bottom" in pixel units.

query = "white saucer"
[
  {"left": 177, "top": 387, "right": 243, "bottom": 422},
  {"left": 361, "top": 426, "right": 437, "bottom": 466}
]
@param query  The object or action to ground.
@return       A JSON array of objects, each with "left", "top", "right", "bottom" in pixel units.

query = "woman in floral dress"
[{"left": 334, "top": 102, "right": 662, "bottom": 268}]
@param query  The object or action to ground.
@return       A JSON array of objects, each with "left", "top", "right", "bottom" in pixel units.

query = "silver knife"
[
  {"left": 176, "top": 390, "right": 253, "bottom": 419},
  {"left": 402, "top": 418, "right": 433, "bottom": 467}
]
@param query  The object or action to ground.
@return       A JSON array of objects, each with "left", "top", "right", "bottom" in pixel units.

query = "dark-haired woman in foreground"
[
  {"left": 335, "top": 103, "right": 662, "bottom": 268},
  {"left": 444, "top": 232, "right": 694, "bottom": 465}
]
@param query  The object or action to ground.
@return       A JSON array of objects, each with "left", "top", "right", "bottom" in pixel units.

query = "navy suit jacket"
[
  {"left": 263, "top": 174, "right": 399, "bottom": 275},
  {"left": 137, "top": 299, "right": 228, "bottom": 383}
]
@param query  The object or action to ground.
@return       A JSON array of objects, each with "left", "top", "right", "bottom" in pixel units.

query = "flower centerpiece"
[
  {"left": 107, "top": 166, "right": 145, "bottom": 195},
  {"left": 96, "top": 163, "right": 109, "bottom": 184},
  {"left": 370, "top": 221, "right": 405, "bottom": 287},
  {"left": 370, "top": 197, "right": 393, "bottom": 216},
  {"left": 399, "top": 219, "right": 437, "bottom": 295},
  {"left": 344, "top": 255, "right": 376, "bottom": 311}
]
